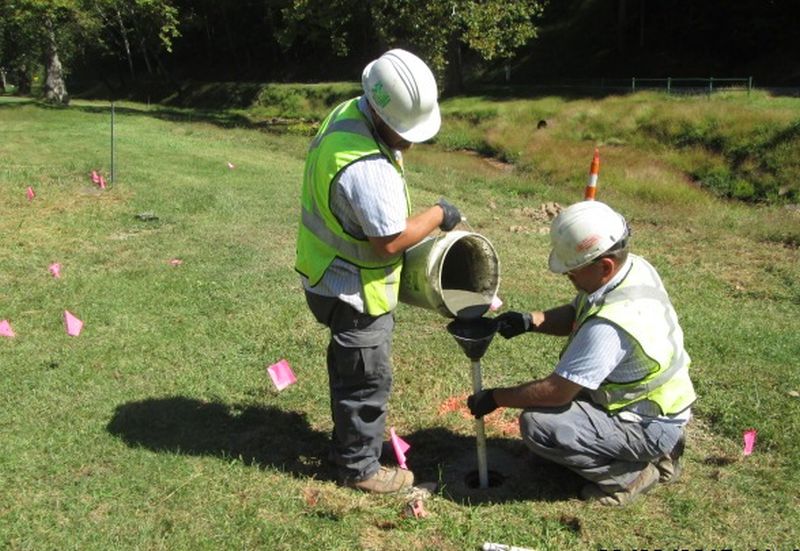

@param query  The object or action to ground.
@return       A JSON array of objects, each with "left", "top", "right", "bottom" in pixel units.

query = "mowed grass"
[{"left": 1, "top": 95, "right": 799, "bottom": 550}]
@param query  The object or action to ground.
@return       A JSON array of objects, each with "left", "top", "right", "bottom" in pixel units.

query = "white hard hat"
[
  {"left": 362, "top": 49, "right": 441, "bottom": 143},
  {"left": 548, "top": 201, "right": 629, "bottom": 274}
]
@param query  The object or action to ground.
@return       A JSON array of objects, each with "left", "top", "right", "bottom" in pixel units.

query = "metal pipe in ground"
[{"left": 471, "top": 359, "right": 489, "bottom": 489}]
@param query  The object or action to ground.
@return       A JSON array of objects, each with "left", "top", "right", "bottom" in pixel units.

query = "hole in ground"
[{"left": 464, "top": 469, "right": 506, "bottom": 489}]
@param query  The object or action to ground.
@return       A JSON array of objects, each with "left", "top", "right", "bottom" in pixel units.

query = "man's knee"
[
  {"left": 520, "top": 411, "right": 554, "bottom": 447},
  {"left": 520, "top": 409, "right": 578, "bottom": 449}
]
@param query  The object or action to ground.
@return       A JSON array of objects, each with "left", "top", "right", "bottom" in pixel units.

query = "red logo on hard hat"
[{"left": 576, "top": 235, "right": 600, "bottom": 252}]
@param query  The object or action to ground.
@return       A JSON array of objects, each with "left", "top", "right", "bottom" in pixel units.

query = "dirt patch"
[
  {"left": 459, "top": 149, "right": 514, "bottom": 172},
  {"left": 506, "top": 202, "right": 563, "bottom": 234},
  {"left": 437, "top": 394, "right": 519, "bottom": 437},
  {"left": 483, "top": 156, "right": 514, "bottom": 172}
]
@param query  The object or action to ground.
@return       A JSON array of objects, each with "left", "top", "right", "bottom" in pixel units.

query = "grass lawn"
[{"left": 1, "top": 94, "right": 799, "bottom": 550}]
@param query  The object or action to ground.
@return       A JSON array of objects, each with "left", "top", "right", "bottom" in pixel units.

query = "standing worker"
[
  {"left": 468, "top": 201, "right": 695, "bottom": 506},
  {"left": 296, "top": 49, "right": 462, "bottom": 493}
]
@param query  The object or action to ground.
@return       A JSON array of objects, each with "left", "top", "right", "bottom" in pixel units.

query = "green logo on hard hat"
[{"left": 371, "top": 82, "right": 391, "bottom": 108}]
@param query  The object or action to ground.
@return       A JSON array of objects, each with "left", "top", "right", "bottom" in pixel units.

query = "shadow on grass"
[
  {"left": 106, "top": 396, "right": 581, "bottom": 504},
  {"left": 106, "top": 396, "right": 336, "bottom": 482},
  {"left": 405, "top": 427, "right": 584, "bottom": 505},
  {"left": 37, "top": 101, "right": 267, "bottom": 130},
  {"left": 2, "top": 97, "right": 311, "bottom": 135},
  {"left": 0, "top": 97, "right": 36, "bottom": 108}
]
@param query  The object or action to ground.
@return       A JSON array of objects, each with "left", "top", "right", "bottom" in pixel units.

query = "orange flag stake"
[{"left": 584, "top": 148, "right": 600, "bottom": 200}]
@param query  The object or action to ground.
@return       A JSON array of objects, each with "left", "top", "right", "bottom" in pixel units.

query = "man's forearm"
[
  {"left": 367, "top": 206, "right": 443, "bottom": 257},
  {"left": 529, "top": 304, "right": 576, "bottom": 336},
  {"left": 493, "top": 373, "right": 582, "bottom": 409}
]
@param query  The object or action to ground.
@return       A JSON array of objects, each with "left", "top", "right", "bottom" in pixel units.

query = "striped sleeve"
[{"left": 336, "top": 155, "right": 408, "bottom": 237}]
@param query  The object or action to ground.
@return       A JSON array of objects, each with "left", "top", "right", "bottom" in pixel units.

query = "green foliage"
[
  {"left": 460, "top": 1, "right": 544, "bottom": 61},
  {"left": 163, "top": 81, "right": 264, "bottom": 109},
  {"left": 369, "top": 0, "right": 543, "bottom": 84},
  {"left": 253, "top": 82, "right": 361, "bottom": 120},
  {"left": 278, "top": 0, "right": 544, "bottom": 89},
  {"left": 91, "top": 0, "right": 180, "bottom": 56},
  {"left": 634, "top": 98, "right": 800, "bottom": 202},
  {"left": 277, "top": 0, "right": 360, "bottom": 57},
  {"left": 0, "top": 0, "right": 180, "bottom": 96},
  {"left": 431, "top": 91, "right": 800, "bottom": 206}
]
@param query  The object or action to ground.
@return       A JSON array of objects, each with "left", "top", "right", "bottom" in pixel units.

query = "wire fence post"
[
  {"left": 748, "top": 76, "right": 752, "bottom": 97},
  {"left": 708, "top": 76, "right": 714, "bottom": 96},
  {"left": 631, "top": 77, "right": 636, "bottom": 93},
  {"left": 111, "top": 101, "right": 116, "bottom": 184},
  {"left": 667, "top": 77, "right": 671, "bottom": 94}
]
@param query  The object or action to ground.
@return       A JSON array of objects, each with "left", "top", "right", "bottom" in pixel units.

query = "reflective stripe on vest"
[
  {"left": 295, "top": 98, "right": 408, "bottom": 316},
  {"left": 566, "top": 255, "right": 696, "bottom": 414}
]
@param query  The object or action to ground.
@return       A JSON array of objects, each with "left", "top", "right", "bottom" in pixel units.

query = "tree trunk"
[
  {"left": 139, "top": 37, "right": 154, "bottom": 74},
  {"left": 115, "top": 8, "right": 135, "bottom": 78},
  {"left": 444, "top": 38, "right": 464, "bottom": 95},
  {"left": 43, "top": 19, "right": 69, "bottom": 104},
  {"left": 220, "top": 4, "right": 241, "bottom": 75},
  {"left": 15, "top": 65, "right": 32, "bottom": 95}
]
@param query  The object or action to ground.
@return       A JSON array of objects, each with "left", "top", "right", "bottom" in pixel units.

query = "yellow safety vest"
[
  {"left": 564, "top": 255, "right": 697, "bottom": 415},
  {"left": 295, "top": 98, "right": 409, "bottom": 316}
]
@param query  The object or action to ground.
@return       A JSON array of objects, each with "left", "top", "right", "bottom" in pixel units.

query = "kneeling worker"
[{"left": 468, "top": 201, "right": 695, "bottom": 506}]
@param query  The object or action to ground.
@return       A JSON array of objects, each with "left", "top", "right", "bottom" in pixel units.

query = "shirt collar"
[
  {"left": 357, "top": 95, "right": 402, "bottom": 161},
  {"left": 357, "top": 95, "right": 374, "bottom": 124},
  {"left": 586, "top": 256, "right": 633, "bottom": 305}
]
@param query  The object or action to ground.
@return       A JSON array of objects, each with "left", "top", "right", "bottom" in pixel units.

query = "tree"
[
  {"left": 279, "top": 0, "right": 545, "bottom": 92},
  {"left": 0, "top": 0, "right": 93, "bottom": 104},
  {"left": 89, "top": 0, "right": 179, "bottom": 79},
  {"left": 0, "top": 0, "right": 179, "bottom": 103}
]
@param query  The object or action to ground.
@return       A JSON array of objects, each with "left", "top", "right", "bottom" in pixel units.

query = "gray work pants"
[
  {"left": 519, "top": 399, "right": 683, "bottom": 491},
  {"left": 304, "top": 291, "right": 394, "bottom": 482}
]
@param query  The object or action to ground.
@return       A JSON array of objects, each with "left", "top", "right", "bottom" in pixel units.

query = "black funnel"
[{"left": 447, "top": 317, "right": 497, "bottom": 360}]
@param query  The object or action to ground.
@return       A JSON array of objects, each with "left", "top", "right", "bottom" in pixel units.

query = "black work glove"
[
  {"left": 494, "top": 311, "right": 533, "bottom": 339},
  {"left": 467, "top": 389, "right": 499, "bottom": 418},
  {"left": 437, "top": 198, "right": 462, "bottom": 231}
]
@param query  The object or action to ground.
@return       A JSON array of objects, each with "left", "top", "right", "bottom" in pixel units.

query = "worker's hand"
[
  {"left": 436, "top": 198, "right": 461, "bottom": 231},
  {"left": 494, "top": 311, "right": 533, "bottom": 339},
  {"left": 467, "top": 389, "right": 498, "bottom": 418}
]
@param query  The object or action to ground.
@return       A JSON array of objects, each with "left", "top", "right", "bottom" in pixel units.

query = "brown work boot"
[
  {"left": 655, "top": 433, "right": 685, "bottom": 484},
  {"left": 345, "top": 466, "right": 414, "bottom": 494},
  {"left": 654, "top": 456, "right": 683, "bottom": 484},
  {"left": 580, "top": 463, "right": 660, "bottom": 506}
]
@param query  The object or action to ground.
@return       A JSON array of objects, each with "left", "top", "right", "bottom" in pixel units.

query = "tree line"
[
  {"left": 1, "top": 0, "right": 796, "bottom": 106},
  {"left": 0, "top": 0, "right": 544, "bottom": 104}
]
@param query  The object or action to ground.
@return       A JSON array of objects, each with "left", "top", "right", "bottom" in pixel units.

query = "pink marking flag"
[
  {"left": 169, "top": 258, "right": 183, "bottom": 266},
  {"left": 390, "top": 427, "right": 411, "bottom": 470},
  {"left": 64, "top": 310, "right": 83, "bottom": 337},
  {"left": 49, "top": 263, "right": 62, "bottom": 278},
  {"left": 407, "top": 499, "right": 428, "bottom": 519},
  {"left": 489, "top": 294, "right": 503, "bottom": 312},
  {"left": 227, "top": 162, "right": 235, "bottom": 169},
  {"left": 0, "top": 320, "right": 15, "bottom": 338},
  {"left": 743, "top": 428, "right": 757, "bottom": 456},
  {"left": 98, "top": 175, "right": 107, "bottom": 190},
  {"left": 267, "top": 359, "right": 297, "bottom": 391},
  {"left": 26, "top": 186, "right": 35, "bottom": 201},
  {"left": 91, "top": 170, "right": 101, "bottom": 184}
]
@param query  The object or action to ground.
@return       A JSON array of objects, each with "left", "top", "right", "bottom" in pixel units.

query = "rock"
[{"left": 541, "top": 202, "right": 562, "bottom": 218}]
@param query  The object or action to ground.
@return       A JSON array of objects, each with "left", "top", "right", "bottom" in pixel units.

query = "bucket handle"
[{"left": 433, "top": 216, "right": 474, "bottom": 243}]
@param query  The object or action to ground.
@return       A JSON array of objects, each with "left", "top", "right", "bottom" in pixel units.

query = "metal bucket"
[{"left": 399, "top": 231, "right": 500, "bottom": 319}]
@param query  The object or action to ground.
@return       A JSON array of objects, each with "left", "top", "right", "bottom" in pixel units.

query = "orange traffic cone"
[{"left": 584, "top": 148, "right": 600, "bottom": 200}]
